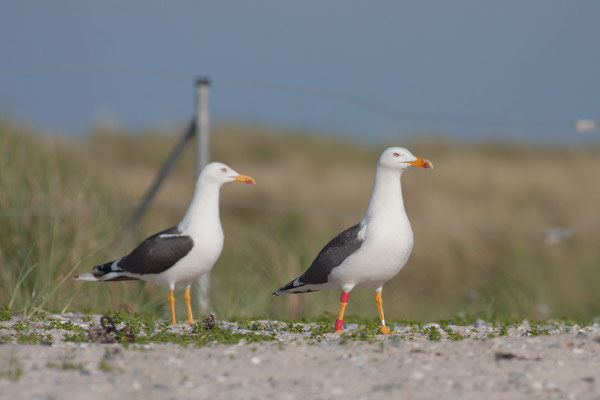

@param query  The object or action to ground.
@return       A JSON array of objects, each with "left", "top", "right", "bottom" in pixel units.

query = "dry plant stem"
[
  {"left": 30, "top": 260, "right": 82, "bottom": 318},
  {"left": 7, "top": 250, "right": 35, "bottom": 310}
]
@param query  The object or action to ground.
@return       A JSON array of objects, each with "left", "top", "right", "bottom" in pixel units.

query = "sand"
[{"left": 1, "top": 314, "right": 599, "bottom": 400}]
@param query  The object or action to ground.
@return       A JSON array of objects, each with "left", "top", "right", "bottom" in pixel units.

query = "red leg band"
[
  {"left": 335, "top": 319, "right": 344, "bottom": 331},
  {"left": 340, "top": 291, "right": 350, "bottom": 302}
]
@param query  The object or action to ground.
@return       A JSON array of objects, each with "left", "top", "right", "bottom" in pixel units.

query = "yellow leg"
[
  {"left": 334, "top": 292, "right": 350, "bottom": 332},
  {"left": 169, "top": 289, "right": 176, "bottom": 324},
  {"left": 184, "top": 286, "right": 194, "bottom": 324},
  {"left": 376, "top": 291, "right": 391, "bottom": 334}
]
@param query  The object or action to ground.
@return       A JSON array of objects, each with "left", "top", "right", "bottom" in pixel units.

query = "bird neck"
[
  {"left": 178, "top": 176, "right": 221, "bottom": 233},
  {"left": 362, "top": 166, "right": 407, "bottom": 224}
]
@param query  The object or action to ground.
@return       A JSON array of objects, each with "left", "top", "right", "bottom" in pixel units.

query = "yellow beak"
[
  {"left": 404, "top": 157, "right": 433, "bottom": 169},
  {"left": 234, "top": 174, "right": 256, "bottom": 184}
]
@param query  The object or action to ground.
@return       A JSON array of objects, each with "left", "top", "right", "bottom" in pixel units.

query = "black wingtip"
[{"left": 272, "top": 290, "right": 279, "bottom": 296}]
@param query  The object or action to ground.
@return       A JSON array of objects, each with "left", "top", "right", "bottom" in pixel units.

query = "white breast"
[
  {"left": 150, "top": 227, "right": 224, "bottom": 290},
  {"left": 328, "top": 220, "right": 413, "bottom": 291}
]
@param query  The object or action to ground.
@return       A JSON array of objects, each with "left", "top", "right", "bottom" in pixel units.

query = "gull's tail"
[
  {"left": 73, "top": 260, "right": 139, "bottom": 282},
  {"left": 272, "top": 277, "right": 321, "bottom": 296}
]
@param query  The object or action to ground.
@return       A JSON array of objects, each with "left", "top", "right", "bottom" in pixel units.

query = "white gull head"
[
  {"left": 377, "top": 147, "right": 434, "bottom": 172},
  {"left": 361, "top": 146, "right": 433, "bottom": 224},
  {"left": 198, "top": 162, "right": 256, "bottom": 186},
  {"left": 179, "top": 162, "right": 255, "bottom": 233}
]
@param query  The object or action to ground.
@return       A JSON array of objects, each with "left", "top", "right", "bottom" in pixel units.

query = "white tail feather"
[{"left": 73, "top": 273, "right": 100, "bottom": 281}]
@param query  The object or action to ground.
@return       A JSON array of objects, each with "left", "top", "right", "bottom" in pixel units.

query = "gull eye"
[
  {"left": 393, "top": 152, "right": 400, "bottom": 157},
  {"left": 221, "top": 167, "right": 227, "bottom": 173}
]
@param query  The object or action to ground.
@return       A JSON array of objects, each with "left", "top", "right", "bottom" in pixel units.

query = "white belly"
[
  {"left": 328, "top": 226, "right": 414, "bottom": 291},
  {"left": 147, "top": 230, "right": 224, "bottom": 290}
]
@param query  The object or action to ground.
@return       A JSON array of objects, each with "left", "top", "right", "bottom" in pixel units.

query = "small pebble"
[
  {"left": 330, "top": 387, "right": 343, "bottom": 395},
  {"left": 474, "top": 318, "right": 491, "bottom": 328},
  {"left": 411, "top": 371, "right": 424, "bottom": 380},
  {"left": 518, "top": 320, "right": 531, "bottom": 331},
  {"left": 153, "top": 384, "right": 168, "bottom": 390},
  {"left": 508, "top": 371, "right": 529, "bottom": 384}
]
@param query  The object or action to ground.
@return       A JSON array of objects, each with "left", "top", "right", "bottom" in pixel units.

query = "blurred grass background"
[{"left": 1, "top": 119, "right": 599, "bottom": 322}]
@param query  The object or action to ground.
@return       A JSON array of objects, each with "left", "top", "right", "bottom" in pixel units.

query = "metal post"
[{"left": 195, "top": 77, "right": 211, "bottom": 313}]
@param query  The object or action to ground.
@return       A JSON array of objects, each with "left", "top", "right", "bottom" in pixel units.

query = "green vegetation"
[
  {"left": 64, "top": 332, "right": 87, "bottom": 343},
  {"left": 283, "top": 322, "right": 304, "bottom": 333},
  {"left": 527, "top": 322, "right": 551, "bottom": 336},
  {"left": 425, "top": 326, "right": 442, "bottom": 341},
  {"left": 445, "top": 328, "right": 466, "bottom": 341},
  {"left": 46, "top": 353, "right": 85, "bottom": 371},
  {"left": 0, "top": 308, "right": 10, "bottom": 322},
  {"left": 16, "top": 332, "right": 52, "bottom": 344},
  {"left": 44, "top": 319, "right": 86, "bottom": 333},
  {"left": 1, "top": 120, "right": 600, "bottom": 322},
  {"left": 133, "top": 324, "right": 276, "bottom": 347},
  {"left": 0, "top": 309, "right": 595, "bottom": 346},
  {"left": 98, "top": 360, "right": 114, "bottom": 372},
  {"left": 0, "top": 356, "right": 23, "bottom": 382},
  {"left": 58, "top": 361, "right": 84, "bottom": 370},
  {"left": 0, "top": 335, "right": 14, "bottom": 344}
]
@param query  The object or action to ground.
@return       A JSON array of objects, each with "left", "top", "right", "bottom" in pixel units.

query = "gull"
[
  {"left": 74, "top": 162, "right": 255, "bottom": 324},
  {"left": 273, "top": 147, "right": 432, "bottom": 334}
]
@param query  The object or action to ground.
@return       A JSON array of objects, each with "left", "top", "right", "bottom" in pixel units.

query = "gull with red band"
[
  {"left": 273, "top": 147, "right": 433, "bottom": 334},
  {"left": 334, "top": 291, "right": 350, "bottom": 332}
]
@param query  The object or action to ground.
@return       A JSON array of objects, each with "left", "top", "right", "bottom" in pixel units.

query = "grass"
[
  {"left": 0, "top": 311, "right": 584, "bottom": 347},
  {"left": 425, "top": 326, "right": 442, "bottom": 341},
  {"left": 1, "top": 119, "right": 600, "bottom": 322},
  {"left": 445, "top": 328, "right": 467, "bottom": 341},
  {"left": 46, "top": 353, "right": 85, "bottom": 371},
  {"left": 0, "top": 355, "right": 23, "bottom": 382},
  {"left": 98, "top": 360, "right": 114, "bottom": 372}
]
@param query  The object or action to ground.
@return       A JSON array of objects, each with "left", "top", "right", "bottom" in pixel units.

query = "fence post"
[{"left": 195, "top": 77, "right": 211, "bottom": 313}]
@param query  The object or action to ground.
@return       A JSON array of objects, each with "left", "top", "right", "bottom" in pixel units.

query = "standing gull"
[
  {"left": 74, "top": 162, "right": 255, "bottom": 324},
  {"left": 273, "top": 147, "right": 432, "bottom": 334}
]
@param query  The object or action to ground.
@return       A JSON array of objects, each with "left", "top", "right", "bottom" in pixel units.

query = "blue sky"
[{"left": 1, "top": 1, "right": 599, "bottom": 142}]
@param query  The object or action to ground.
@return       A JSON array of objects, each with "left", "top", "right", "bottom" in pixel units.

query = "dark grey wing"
[
  {"left": 299, "top": 223, "right": 363, "bottom": 285},
  {"left": 117, "top": 226, "right": 194, "bottom": 275}
]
